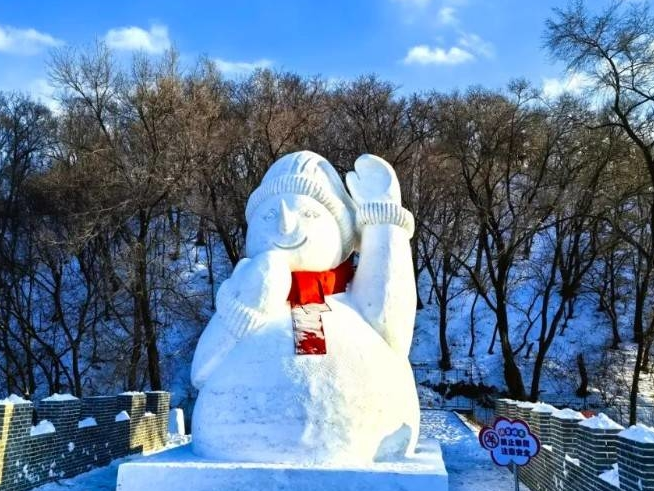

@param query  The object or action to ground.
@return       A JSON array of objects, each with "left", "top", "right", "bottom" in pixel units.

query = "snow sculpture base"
[{"left": 116, "top": 441, "right": 448, "bottom": 491}]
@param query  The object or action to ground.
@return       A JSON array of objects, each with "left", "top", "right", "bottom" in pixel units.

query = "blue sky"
[{"left": 0, "top": 0, "right": 614, "bottom": 105}]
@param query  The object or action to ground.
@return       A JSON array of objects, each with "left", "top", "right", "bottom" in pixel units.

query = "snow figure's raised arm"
[
  {"left": 191, "top": 251, "right": 291, "bottom": 390},
  {"left": 346, "top": 154, "right": 416, "bottom": 357}
]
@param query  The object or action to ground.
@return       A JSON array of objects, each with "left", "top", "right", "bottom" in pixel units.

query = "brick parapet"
[
  {"left": 617, "top": 436, "right": 654, "bottom": 491},
  {"left": 492, "top": 402, "right": 654, "bottom": 491},
  {"left": 0, "top": 391, "right": 170, "bottom": 491}
]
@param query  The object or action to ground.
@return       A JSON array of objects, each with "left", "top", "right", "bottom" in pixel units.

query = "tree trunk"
[
  {"left": 497, "top": 306, "right": 526, "bottom": 400},
  {"left": 488, "top": 322, "right": 498, "bottom": 355},
  {"left": 135, "top": 213, "right": 162, "bottom": 391},
  {"left": 629, "top": 341, "right": 644, "bottom": 426},
  {"left": 71, "top": 343, "right": 82, "bottom": 397},
  {"left": 468, "top": 292, "right": 478, "bottom": 358},
  {"left": 168, "top": 208, "right": 182, "bottom": 261},
  {"left": 412, "top": 238, "right": 424, "bottom": 310},
  {"left": 641, "top": 338, "right": 653, "bottom": 374},
  {"left": 438, "top": 254, "right": 451, "bottom": 370},
  {"left": 576, "top": 353, "right": 589, "bottom": 397},
  {"left": 474, "top": 227, "right": 484, "bottom": 278},
  {"left": 196, "top": 216, "right": 207, "bottom": 246},
  {"left": 529, "top": 349, "right": 545, "bottom": 402},
  {"left": 438, "top": 298, "right": 451, "bottom": 370},
  {"left": 629, "top": 264, "right": 650, "bottom": 425},
  {"left": 127, "top": 306, "right": 142, "bottom": 390}
]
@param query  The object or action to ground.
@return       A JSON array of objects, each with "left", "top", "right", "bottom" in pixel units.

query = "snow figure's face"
[{"left": 245, "top": 193, "right": 343, "bottom": 271}]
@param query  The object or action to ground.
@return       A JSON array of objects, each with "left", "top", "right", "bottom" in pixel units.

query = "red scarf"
[{"left": 288, "top": 258, "right": 354, "bottom": 306}]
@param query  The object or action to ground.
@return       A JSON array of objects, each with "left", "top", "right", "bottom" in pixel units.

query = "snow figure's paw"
[
  {"left": 346, "top": 154, "right": 401, "bottom": 205},
  {"left": 229, "top": 251, "right": 291, "bottom": 314}
]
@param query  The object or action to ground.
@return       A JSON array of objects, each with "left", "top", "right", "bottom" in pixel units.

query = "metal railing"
[{"left": 412, "top": 363, "right": 475, "bottom": 411}]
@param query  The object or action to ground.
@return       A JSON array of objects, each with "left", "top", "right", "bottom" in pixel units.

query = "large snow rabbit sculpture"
[{"left": 191, "top": 151, "right": 419, "bottom": 464}]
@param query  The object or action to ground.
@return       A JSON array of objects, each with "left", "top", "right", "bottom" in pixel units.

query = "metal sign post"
[{"left": 479, "top": 417, "right": 541, "bottom": 489}]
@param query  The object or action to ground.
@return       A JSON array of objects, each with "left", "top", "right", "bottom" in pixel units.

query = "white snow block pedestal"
[{"left": 116, "top": 440, "right": 448, "bottom": 491}]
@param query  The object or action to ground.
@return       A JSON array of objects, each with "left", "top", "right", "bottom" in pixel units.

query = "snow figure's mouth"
[{"left": 273, "top": 236, "right": 308, "bottom": 250}]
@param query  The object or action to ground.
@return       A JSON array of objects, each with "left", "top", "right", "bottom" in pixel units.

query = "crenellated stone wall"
[
  {"left": 495, "top": 399, "right": 654, "bottom": 491},
  {"left": 0, "top": 391, "right": 170, "bottom": 491}
]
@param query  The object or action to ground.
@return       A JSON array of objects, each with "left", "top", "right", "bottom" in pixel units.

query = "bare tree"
[
  {"left": 546, "top": 0, "right": 654, "bottom": 424},
  {"left": 49, "top": 44, "right": 192, "bottom": 390},
  {"left": 436, "top": 83, "right": 567, "bottom": 399},
  {"left": 0, "top": 93, "right": 56, "bottom": 397}
]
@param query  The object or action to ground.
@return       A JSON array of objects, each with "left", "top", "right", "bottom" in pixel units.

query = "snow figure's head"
[{"left": 245, "top": 151, "right": 356, "bottom": 271}]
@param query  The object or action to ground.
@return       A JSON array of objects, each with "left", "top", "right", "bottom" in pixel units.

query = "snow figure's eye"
[
  {"left": 263, "top": 208, "right": 278, "bottom": 221},
  {"left": 302, "top": 209, "right": 320, "bottom": 219}
]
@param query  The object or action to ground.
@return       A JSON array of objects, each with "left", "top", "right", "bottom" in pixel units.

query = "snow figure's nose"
[{"left": 278, "top": 199, "right": 298, "bottom": 235}]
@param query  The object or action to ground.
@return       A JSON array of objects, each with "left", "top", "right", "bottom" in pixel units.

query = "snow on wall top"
[
  {"left": 115, "top": 410, "right": 131, "bottom": 422},
  {"left": 619, "top": 423, "right": 654, "bottom": 443},
  {"left": 0, "top": 394, "right": 30, "bottom": 405},
  {"left": 516, "top": 401, "right": 536, "bottom": 409},
  {"left": 530, "top": 402, "right": 556, "bottom": 413},
  {"left": 31, "top": 420, "right": 56, "bottom": 436},
  {"left": 599, "top": 463, "right": 619, "bottom": 487},
  {"left": 78, "top": 417, "right": 98, "bottom": 429},
  {"left": 578, "top": 413, "right": 624, "bottom": 430},
  {"left": 43, "top": 393, "right": 79, "bottom": 402},
  {"left": 119, "top": 391, "right": 145, "bottom": 396},
  {"left": 551, "top": 408, "right": 585, "bottom": 420},
  {"left": 168, "top": 408, "right": 185, "bottom": 435}
]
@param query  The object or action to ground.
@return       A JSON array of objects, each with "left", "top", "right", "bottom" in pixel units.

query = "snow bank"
[
  {"left": 0, "top": 394, "right": 30, "bottom": 405},
  {"left": 43, "top": 393, "right": 79, "bottom": 402},
  {"left": 516, "top": 401, "right": 535, "bottom": 409},
  {"left": 31, "top": 420, "right": 56, "bottom": 436},
  {"left": 619, "top": 423, "right": 654, "bottom": 443},
  {"left": 119, "top": 391, "right": 144, "bottom": 396},
  {"left": 551, "top": 408, "right": 585, "bottom": 420},
  {"left": 78, "top": 417, "right": 98, "bottom": 429},
  {"left": 599, "top": 463, "right": 620, "bottom": 487},
  {"left": 115, "top": 411, "right": 131, "bottom": 422},
  {"left": 578, "top": 413, "right": 624, "bottom": 430}
]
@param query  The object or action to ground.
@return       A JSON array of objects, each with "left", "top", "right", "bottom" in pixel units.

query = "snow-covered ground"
[
  {"left": 32, "top": 412, "right": 526, "bottom": 491},
  {"left": 421, "top": 410, "right": 529, "bottom": 491},
  {"left": 32, "top": 435, "right": 191, "bottom": 491}
]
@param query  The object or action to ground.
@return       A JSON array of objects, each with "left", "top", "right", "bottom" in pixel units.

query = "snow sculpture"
[{"left": 191, "top": 150, "right": 419, "bottom": 464}]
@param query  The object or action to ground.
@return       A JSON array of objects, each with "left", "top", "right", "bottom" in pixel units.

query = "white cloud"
[
  {"left": 104, "top": 24, "right": 170, "bottom": 54},
  {"left": 214, "top": 57, "right": 273, "bottom": 75},
  {"left": 403, "top": 30, "right": 494, "bottom": 67},
  {"left": 438, "top": 6, "right": 458, "bottom": 25},
  {"left": 404, "top": 45, "right": 474, "bottom": 65},
  {"left": 0, "top": 25, "right": 63, "bottom": 55},
  {"left": 28, "top": 78, "right": 59, "bottom": 113},
  {"left": 542, "top": 73, "right": 593, "bottom": 98},
  {"left": 458, "top": 33, "right": 494, "bottom": 59}
]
